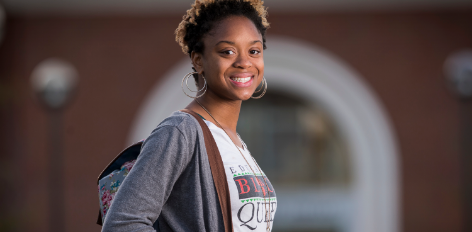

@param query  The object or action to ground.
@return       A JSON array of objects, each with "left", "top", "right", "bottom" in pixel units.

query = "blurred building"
[{"left": 0, "top": 0, "right": 471, "bottom": 232}]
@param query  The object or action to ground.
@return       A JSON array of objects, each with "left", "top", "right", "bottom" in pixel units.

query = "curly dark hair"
[{"left": 175, "top": 0, "right": 270, "bottom": 57}]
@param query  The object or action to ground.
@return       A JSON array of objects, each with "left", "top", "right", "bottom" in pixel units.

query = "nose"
[{"left": 233, "top": 53, "right": 252, "bottom": 69}]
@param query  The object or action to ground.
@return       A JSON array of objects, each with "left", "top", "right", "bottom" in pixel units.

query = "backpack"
[{"left": 96, "top": 109, "right": 233, "bottom": 232}]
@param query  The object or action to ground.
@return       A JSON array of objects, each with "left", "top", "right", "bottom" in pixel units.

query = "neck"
[{"left": 186, "top": 92, "right": 242, "bottom": 133}]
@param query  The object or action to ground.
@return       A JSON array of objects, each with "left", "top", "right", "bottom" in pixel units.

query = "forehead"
[{"left": 205, "top": 16, "right": 262, "bottom": 45}]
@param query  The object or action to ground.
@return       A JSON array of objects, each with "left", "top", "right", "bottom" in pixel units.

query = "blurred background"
[{"left": 1, "top": 0, "right": 472, "bottom": 231}]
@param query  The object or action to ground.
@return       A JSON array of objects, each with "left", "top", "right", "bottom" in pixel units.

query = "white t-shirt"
[{"left": 203, "top": 119, "right": 277, "bottom": 232}]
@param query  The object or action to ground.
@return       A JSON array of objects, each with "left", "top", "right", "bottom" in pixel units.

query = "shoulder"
[
  {"left": 140, "top": 111, "right": 203, "bottom": 157},
  {"left": 149, "top": 110, "right": 201, "bottom": 141}
]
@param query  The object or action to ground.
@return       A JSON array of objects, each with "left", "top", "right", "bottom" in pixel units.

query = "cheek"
[
  {"left": 206, "top": 59, "right": 231, "bottom": 78},
  {"left": 256, "top": 60, "right": 265, "bottom": 77},
  {"left": 202, "top": 58, "right": 218, "bottom": 78},
  {"left": 202, "top": 59, "right": 228, "bottom": 88}
]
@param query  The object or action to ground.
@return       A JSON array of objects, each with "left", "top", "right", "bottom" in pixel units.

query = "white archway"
[{"left": 128, "top": 36, "right": 400, "bottom": 232}]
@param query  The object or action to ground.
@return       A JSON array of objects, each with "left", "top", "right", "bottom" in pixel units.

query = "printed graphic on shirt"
[
  {"left": 226, "top": 164, "right": 277, "bottom": 231},
  {"left": 204, "top": 120, "right": 277, "bottom": 231},
  {"left": 237, "top": 201, "right": 277, "bottom": 230},
  {"left": 229, "top": 165, "right": 276, "bottom": 200}
]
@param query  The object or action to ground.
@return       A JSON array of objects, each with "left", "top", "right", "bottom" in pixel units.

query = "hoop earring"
[
  {"left": 251, "top": 77, "right": 267, "bottom": 99},
  {"left": 181, "top": 72, "right": 207, "bottom": 99}
]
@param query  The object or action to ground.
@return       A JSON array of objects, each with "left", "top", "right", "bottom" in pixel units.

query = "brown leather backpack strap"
[{"left": 180, "top": 109, "right": 234, "bottom": 232}]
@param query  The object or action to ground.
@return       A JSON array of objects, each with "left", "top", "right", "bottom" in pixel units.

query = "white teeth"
[{"left": 231, "top": 77, "right": 251, "bottom": 83}]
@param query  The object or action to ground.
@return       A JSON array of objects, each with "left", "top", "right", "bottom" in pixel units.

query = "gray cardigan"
[{"left": 102, "top": 111, "right": 225, "bottom": 232}]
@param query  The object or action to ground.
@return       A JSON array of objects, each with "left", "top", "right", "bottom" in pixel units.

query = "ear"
[{"left": 191, "top": 51, "right": 204, "bottom": 74}]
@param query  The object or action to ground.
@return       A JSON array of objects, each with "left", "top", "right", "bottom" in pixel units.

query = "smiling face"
[{"left": 191, "top": 16, "right": 264, "bottom": 101}]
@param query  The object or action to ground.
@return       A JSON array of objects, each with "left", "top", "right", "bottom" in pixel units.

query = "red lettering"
[
  {"left": 255, "top": 177, "right": 267, "bottom": 196},
  {"left": 234, "top": 179, "right": 251, "bottom": 194},
  {"left": 264, "top": 177, "right": 274, "bottom": 192},
  {"left": 250, "top": 178, "right": 260, "bottom": 192}
]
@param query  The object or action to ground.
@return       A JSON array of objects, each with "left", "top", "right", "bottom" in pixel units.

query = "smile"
[
  {"left": 229, "top": 75, "right": 254, "bottom": 87},
  {"left": 230, "top": 77, "right": 252, "bottom": 83}
]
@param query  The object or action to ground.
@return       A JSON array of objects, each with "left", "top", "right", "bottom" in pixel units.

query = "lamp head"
[
  {"left": 444, "top": 50, "right": 472, "bottom": 99},
  {"left": 30, "top": 58, "right": 78, "bottom": 110}
]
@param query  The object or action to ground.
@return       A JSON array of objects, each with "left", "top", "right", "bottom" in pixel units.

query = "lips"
[
  {"left": 230, "top": 77, "right": 251, "bottom": 83},
  {"left": 229, "top": 73, "right": 254, "bottom": 87}
]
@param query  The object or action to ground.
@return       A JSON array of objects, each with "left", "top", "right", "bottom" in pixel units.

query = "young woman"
[{"left": 102, "top": 1, "right": 276, "bottom": 231}]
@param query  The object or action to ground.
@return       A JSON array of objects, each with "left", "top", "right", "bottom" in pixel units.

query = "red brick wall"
[
  {"left": 268, "top": 11, "right": 471, "bottom": 232},
  {"left": 0, "top": 10, "right": 471, "bottom": 232}
]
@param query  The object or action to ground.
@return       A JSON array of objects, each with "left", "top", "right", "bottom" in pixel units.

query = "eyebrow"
[{"left": 215, "top": 40, "right": 262, "bottom": 46}]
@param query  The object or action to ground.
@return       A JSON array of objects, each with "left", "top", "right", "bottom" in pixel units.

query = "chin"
[
  {"left": 239, "top": 94, "right": 253, "bottom": 101},
  {"left": 230, "top": 90, "right": 256, "bottom": 101}
]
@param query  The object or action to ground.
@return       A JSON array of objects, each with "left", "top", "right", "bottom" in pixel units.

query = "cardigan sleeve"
[{"left": 102, "top": 123, "right": 194, "bottom": 232}]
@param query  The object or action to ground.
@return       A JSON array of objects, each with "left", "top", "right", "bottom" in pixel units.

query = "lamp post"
[
  {"left": 0, "top": 3, "right": 5, "bottom": 45},
  {"left": 444, "top": 50, "right": 472, "bottom": 232},
  {"left": 30, "top": 58, "right": 78, "bottom": 232}
]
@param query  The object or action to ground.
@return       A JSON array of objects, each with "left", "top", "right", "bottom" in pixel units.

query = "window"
[
  {"left": 238, "top": 91, "right": 352, "bottom": 188},
  {"left": 238, "top": 91, "right": 352, "bottom": 232}
]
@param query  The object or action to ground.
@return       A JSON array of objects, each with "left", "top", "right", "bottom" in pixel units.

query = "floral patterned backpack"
[{"left": 96, "top": 140, "right": 143, "bottom": 225}]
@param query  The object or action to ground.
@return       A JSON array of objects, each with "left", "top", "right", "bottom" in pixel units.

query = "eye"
[
  {"left": 250, "top": 50, "right": 261, "bottom": 55},
  {"left": 222, "top": 50, "right": 235, "bottom": 55}
]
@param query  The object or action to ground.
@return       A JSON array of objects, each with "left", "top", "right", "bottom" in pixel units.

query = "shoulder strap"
[{"left": 180, "top": 109, "right": 234, "bottom": 232}]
